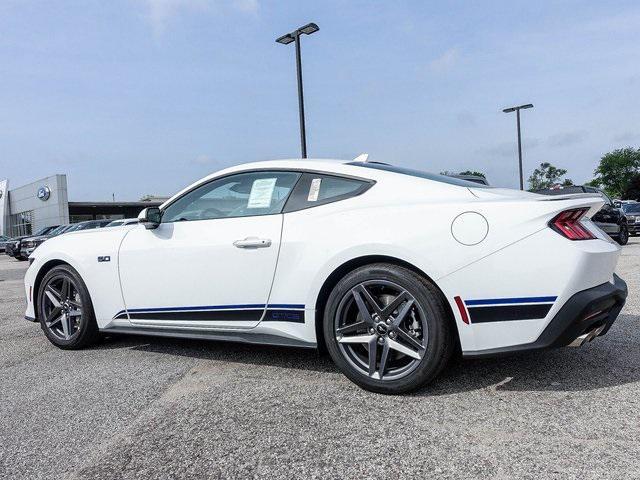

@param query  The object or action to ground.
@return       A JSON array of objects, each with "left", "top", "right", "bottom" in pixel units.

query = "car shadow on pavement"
[
  {"left": 94, "top": 314, "right": 640, "bottom": 395},
  {"left": 416, "top": 313, "right": 640, "bottom": 396},
  {"left": 95, "top": 334, "right": 339, "bottom": 374}
]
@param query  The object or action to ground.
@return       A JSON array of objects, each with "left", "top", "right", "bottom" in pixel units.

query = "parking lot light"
[
  {"left": 276, "top": 23, "right": 320, "bottom": 159},
  {"left": 502, "top": 103, "right": 534, "bottom": 190}
]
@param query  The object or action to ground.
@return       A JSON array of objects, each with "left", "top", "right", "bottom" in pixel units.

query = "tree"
[
  {"left": 622, "top": 173, "right": 640, "bottom": 201},
  {"left": 527, "top": 162, "right": 570, "bottom": 190},
  {"left": 459, "top": 170, "right": 486, "bottom": 178},
  {"left": 440, "top": 170, "right": 487, "bottom": 178},
  {"left": 561, "top": 178, "right": 574, "bottom": 186},
  {"left": 593, "top": 147, "right": 640, "bottom": 198}
]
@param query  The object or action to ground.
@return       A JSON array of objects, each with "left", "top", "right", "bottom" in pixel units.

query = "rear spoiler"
[{"left": 533, "top": 192, "right": 604, "bottom": 202}]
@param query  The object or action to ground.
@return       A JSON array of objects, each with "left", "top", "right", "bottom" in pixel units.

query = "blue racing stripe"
[
  {"left": 465, "top": 296, "right": 557, "bottom": 306},
  {"left": 127, "top": 304, "right": 266, "bottom": 313},
  {"left": 116, "top": 303, "right": 306, "bottom": 317},
  {"left": 267, "top": 304, "right": 305, "bottom": 309}
]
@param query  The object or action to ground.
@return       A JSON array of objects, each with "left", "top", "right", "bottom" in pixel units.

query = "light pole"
[
  {"left": 276, "top": 23, "right": 319, "bottom": 159},
  {"left": 502, "top": 103, "right": 534, "bottom": 190}
]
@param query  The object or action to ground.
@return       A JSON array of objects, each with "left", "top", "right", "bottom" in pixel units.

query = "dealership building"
[{"left": 0, "top": 175, "right": 165, "bottom": 237}]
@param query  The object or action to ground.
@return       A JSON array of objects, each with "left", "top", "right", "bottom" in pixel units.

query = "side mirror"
[{"left": 138, "top": 207, "right": 162, "bottom": 230}]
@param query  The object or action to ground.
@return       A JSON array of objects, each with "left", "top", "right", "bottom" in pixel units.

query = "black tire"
[
  {"left": 616, "top": 225, "right": 629, "bottom": 245},
  {"left": 323, "top": 263, "right": 454, "bottom": 394},
  {"left": 37, "top": 264, "right": 99, "bottom": 349}
]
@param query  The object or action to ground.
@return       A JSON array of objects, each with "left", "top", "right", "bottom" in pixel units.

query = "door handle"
[{"left": 233, "top": 237, "right": 272, "bottom": 249}]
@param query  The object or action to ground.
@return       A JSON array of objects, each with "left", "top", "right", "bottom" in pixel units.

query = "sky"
[{"left": 1, "top": 0, "right": 639, "bottom": 200}]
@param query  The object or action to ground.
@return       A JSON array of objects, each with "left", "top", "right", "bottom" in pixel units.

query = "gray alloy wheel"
[
  {"left": 41, "top": 273, "right": 84, "bottom": 341},
  {"left": 334, "top": 280, "right": 428, "bottom": 381},
  {"left": 38, "top": 265, "right": 99, "bottom": 349},
  {"left": 324, "top": 263, "right": 453, "bottom": 394}
]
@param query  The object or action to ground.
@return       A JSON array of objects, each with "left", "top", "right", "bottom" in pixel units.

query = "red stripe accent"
[{"left": 454, "top": 296, "right": 469, "bottom": 324}]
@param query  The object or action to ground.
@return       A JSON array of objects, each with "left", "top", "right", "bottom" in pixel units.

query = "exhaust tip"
[{"left": 569, "top": 324, "right": 606, "bottom": 347}]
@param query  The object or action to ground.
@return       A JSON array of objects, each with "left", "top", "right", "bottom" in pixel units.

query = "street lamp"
[
  {"left": 502, "top": 103, "right": 534, "bottom": 190},
  {"left": 276, "top": 22, "right": 319, "bottom": 159}
]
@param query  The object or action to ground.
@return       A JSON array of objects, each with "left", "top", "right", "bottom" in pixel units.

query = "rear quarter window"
[{"left": 283, "top": 173, "right": 373, "bottom": 212}]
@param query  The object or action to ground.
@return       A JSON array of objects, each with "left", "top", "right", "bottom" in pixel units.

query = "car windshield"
[
  {"left": 66, "top": 223, "right": 84, "bottom": 232},
  {"left": 48, "top": 225, "right": 68, "bottom": 236},
  {"left": 622, "top": 203, "right": 640, "bottom": 213},
  {"left": 32, "top": 226, "right": 53, "bottom": 236},
  {"left": 348, "top": 162, "right": 491, "bottom": 188}
]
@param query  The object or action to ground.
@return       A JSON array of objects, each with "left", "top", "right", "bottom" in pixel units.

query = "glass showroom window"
[{"left": 11, "top": 210, "right": 33, "bottom": 237}]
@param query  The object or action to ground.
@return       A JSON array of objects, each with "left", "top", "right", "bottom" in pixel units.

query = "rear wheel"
[
  {"left": 616, "top": 225, "right": 629, "bottom": 245},
  {"left": 323, "top": 263, "right": 454, "bottom": 394},
  {"left": 37, "top": 265, "right": 99, "bottom": 349}
]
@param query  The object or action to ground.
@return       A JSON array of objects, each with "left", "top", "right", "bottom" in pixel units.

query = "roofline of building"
[{"left": 68, "top": 201, "right": 162, "bottom": 208}]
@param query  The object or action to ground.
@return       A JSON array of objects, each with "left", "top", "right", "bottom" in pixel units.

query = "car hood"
[{"left": 30, "top": 225, "right": 132, "bottom": 261}]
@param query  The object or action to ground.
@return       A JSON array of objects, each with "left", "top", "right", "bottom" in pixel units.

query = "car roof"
[{"left": 159, "top": 158, "right": 485, "bottom": 209}]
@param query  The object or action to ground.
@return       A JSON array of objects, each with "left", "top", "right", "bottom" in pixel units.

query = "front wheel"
[
  {"left": 616, "top": 225, "right": 629, "bottom": 245},
  {"left": 323, "top": 264, "right": 454, "bottom": 394},
  {"left": 37, "top": 264, "right": 99, "bottom": 349}
]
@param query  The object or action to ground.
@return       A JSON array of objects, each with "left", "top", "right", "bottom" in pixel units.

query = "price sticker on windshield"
[{"left": 248, "top": 178, "right": 277, "bottom": 208}]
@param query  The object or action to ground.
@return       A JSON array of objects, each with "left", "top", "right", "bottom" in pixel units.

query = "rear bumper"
[{"left": 464, "top": 274, "right": 628, "bottom": 358}]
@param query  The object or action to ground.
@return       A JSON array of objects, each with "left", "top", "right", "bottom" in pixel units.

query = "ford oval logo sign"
[{"left": 37, "top": 186, "right": 51, "bottom": 201}]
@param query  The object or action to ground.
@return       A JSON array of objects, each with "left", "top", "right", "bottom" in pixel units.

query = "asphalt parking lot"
[{"left": 1, "top": 241, "right": 639, "bottom": 480}]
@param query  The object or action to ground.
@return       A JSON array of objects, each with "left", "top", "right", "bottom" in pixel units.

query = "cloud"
[
  {"left": 140, "top": 0, "right": 258, "bottom": 36},
  {"left": 429, "top": 48, "right": 458, "bottom": 73},
  {"left": 193, "top": 154, "right": 216, "bottom": 164},
  {"left": 547, "top": 131, "right": 587, "bottom": 147},
  {"left": 456, "top": 111, "right": 476, "bottom": 127},
  {"left": 613, "top": 132, "right": 640, "bottom": 143},
  {"left": 232, "top": 0, "right": 258, "bottom": 14},
  {"left": 479, "top": 138, "right": 540, "bottom": 157}
]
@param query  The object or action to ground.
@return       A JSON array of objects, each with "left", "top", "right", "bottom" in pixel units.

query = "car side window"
[
  {"left": 283, "top": 173, "right": 373, "bottom": 212},
  {"left": 162, "top": 171, "right": 300, "bottom": 223}
]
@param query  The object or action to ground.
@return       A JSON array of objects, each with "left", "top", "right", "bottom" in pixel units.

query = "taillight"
[{"left": 549, "top": 208, "right": 596, "bottom": 240}]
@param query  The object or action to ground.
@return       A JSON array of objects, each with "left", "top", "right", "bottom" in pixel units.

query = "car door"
[{"left": 118, "top": 170, "right": 300, "bottom": 329}]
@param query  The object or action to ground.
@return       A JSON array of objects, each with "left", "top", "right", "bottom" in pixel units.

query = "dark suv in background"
[
  {"left": 620, "top": 202, "right": 640, "bottom": 236},
  {"left": 5, "top": 225, "right": 59, "bottom": 260},
  {"left": 19, "top": 224, "right": 74, "bottom": 258},
  {"left": 18, "top": 220, "right": 112, "bottom": 259},
  {"left": 532, "top": 185, "right": 628, "bottom": 245}
]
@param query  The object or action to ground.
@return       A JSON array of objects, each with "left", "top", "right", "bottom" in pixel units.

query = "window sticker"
[
  {"left": 308, "top": 178, "right": 322, "bottom": 202},
  {"left": 247, "top": 178, "right": 277, "bottom": 208}
]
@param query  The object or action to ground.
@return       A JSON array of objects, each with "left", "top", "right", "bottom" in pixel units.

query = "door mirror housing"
[{"left": 138, "top": 207, "right": 162, "bottom": 229}]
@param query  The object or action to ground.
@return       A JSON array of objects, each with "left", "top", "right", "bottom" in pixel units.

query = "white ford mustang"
[{"left": 24, "top": 159, "right": 628, "bottom": 393}]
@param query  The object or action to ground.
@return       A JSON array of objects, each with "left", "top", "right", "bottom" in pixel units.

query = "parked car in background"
[
  {"left": 620, "top": 202, "right": 640, "bottom": 236},
  {"left": 614, "top": 199, "right": 637, "bottom": 208},
  {"left": 64, "top": 219, "right": 112, "bottom": 233},
  {"left": 106, "top": 218, "right": 139, "bottom": 227},
  {"left": 533, "top": 185, "right": 628, "bottom": 245},
  {"left": 5, "top": 225, "right": 59, "bottom": 260},
  {"left": 19, "top": 224, "right": 74, "bottom": 258},
  {"left": 0, "top": 235, "right": 10, "bottom": 253}
]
